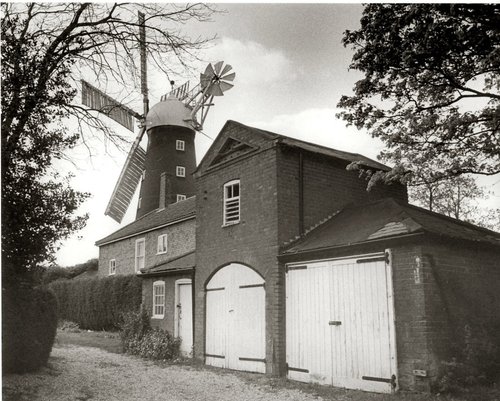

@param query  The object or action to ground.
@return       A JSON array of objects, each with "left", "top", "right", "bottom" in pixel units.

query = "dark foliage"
[
  {"left": 338, "top": 4, "right": 500, "bottom": 187},
  {"left": 41, "top": 258, "right": 99, "bottom": 284},
  {"left": 120, "top": 308, "right": 181, "bottom": 360},
  {"left": 2, "top": 286, "right": 58, "bottom": 373},
  {"left": 49, "top": 275, "right": 142, "bottom": 331}
]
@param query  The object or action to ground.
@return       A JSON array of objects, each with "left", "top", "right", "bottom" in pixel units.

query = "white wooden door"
[
  {"left": 286, "top": 253, "right": 397, "bottom": 393},
  {"left": 176, "top": 280, "right": 193, "bottom": 356},
  {"left": 205, "top": 263, "right": 266, "bottom": 373}
]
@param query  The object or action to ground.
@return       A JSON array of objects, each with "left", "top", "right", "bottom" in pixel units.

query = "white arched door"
[{"left": 205, "top": 263, "right": 266, "bottom": 373}]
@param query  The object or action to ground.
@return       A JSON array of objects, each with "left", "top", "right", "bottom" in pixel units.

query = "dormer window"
[
  {"left": 223, "top": 180, "right": 240, "bottom": 226},
  {"left": 176, "top": 166, "right": 185, "bottom": 177},
  {"left": 176, "top": 140, "right": 185, "bottom": 151}
]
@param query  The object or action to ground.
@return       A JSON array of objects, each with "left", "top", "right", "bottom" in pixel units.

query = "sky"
[{"left": 55, "top": 3, "right": 500, "bottom": 266}]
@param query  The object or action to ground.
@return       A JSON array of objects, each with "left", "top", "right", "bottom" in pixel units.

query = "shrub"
[
  {"left": 120, "top": 309, "right": 180, "bottom": 360},
  {"left": 49, "top": 275, "right": 142, "bottom": 330},
  {"left": 58, "top": 320, "right": 81, "bottom": 332},
  {"left": 2, "top": 286, "right": 58, "bottom": 373}
]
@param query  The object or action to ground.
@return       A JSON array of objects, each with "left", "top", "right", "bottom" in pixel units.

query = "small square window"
[
  {"left": 109, "top": 259, "right": 116, "bottom": 275},
  {"left": 157, "top": 234, "right": 168, "bottom": 254},
  {"left": 176, "top": 166, "right": 185, "bottom": 177},
  {"left": 176, "top": 140, "right": 185, "bottom": 151},
  {"left": 176, "top": 194, "right": 186, "bottom": 202}
]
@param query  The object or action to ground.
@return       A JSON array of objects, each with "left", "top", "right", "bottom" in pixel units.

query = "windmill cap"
[{"left": 145, "top": 97, "right": 194, "bottom": 130}]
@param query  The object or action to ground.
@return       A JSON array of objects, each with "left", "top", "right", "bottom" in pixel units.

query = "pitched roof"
[
  {"left": 197, "top": 120, "right": 390, "bottom": 173},
  {"left": 140, "top": 251, "right": 195, "bottom": 276},
  {"left": 282, "top": 198, "right": 500, "bottom": 255},
  {"left": 95, "top": 196, "right": 196, "bottom": 246}
]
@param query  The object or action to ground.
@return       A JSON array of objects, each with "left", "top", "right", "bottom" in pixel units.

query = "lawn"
[{"left": 50, "top": 328, "right": 499, "bottom": 401}]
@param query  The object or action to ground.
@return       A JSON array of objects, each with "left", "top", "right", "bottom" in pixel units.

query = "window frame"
[
  {"left": 176, "top": 140, "right": 185, "bottom": 151},
  {"left": 176, "top": 166, "right": 186, "bottom": 177},
  {"left": 109, "top": 259, "right": 116, "bottom": 275},
  {"left": 157, "top": 234, "right": 168, "bottom": 254},
  {"left": 176, "top": 194, "right": 187, "bottom": 202},
  {"left": 223, "top": 179, "right": 240, "bottom": 226},
  {"left": 152, "top": 280, "right": 165, "bottom": 319},
  {"left": 135, "top": 238, "right": 145, "bottom": 273}
]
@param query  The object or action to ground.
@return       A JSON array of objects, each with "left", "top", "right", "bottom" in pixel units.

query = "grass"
[
  {"left": 57, "top": 328, "right": 500, "bottom": 401},
  {"left": 55, "top": 328, "right": 122, "bottom": 354}
]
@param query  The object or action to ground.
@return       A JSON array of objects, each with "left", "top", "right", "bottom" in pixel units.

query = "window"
[
  {"left": 142, "top": 170, "right": 146, "bottom": 180},
  {"left": 176, "top": 166, "right": 185, "bottom": 177},
  {"left": 176, "top": 194, "right": 186, "bottom": 202},
  {"left": 135, "top": 238, "right": 145, "bottom": 272},
  {"left": 138, "top": 197, "right": 142, "bottom": 209},
  {"left": 223, "top": 180, "right": 240, "bottom": 226},
  {"left": 152, "top": 281, "right": 165, "bottom": 318},
  {"left": 176, "top": 140, "right": 185, "bottom": 151},
  {"left": 109, "top": 259, "right": 116, "bottom": 275},
  {"left": 157, "top": 234, "right": 168, "bottom": 254}
]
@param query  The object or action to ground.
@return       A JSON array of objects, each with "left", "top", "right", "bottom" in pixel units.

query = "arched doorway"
[{"left": 205, "top": 263, "right": 266, "bottom": 373}]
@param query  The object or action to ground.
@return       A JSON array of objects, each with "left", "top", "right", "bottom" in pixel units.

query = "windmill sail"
[
  {"left": 105, "top": 128, "right": 147, "bottom": 223},
  {"left": 81, "top": 80, "right": 141, "bottom": 132}
]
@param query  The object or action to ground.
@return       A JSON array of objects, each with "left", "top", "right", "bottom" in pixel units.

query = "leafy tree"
[
  {"left": 338, "top": 4, "right": 500, "bottom": 187},
  {"left": 410, "top": 175, "right": 500, "bottom": 232},
  {"left": 1, "top": 3, "right": 215, "bottom": 286}
]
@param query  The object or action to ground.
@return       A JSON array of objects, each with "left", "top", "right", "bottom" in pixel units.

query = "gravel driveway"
[{"left": 3, "top": 344, "right": 324, "bottom": 401}]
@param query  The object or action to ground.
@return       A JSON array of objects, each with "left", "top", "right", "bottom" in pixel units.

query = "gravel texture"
[{"left": 3, "top": 344, "right": 324, "bottom": 401}]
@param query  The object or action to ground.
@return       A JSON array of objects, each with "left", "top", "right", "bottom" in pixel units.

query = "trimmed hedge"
[
  {"left": 49, "top": 275, "right": 142, "bottom": 330},
  {"left": 2, "top": 286, "right": 58, "bottom": 373}
]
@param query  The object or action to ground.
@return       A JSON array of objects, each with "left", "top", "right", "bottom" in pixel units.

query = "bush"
[
  {"left": 49, "top": 275, "right": 142, "bottom": 331},
  {"left": 41, "top": 258, "right": 98, "bottom": 284},
  {"left": 2, "top": 286, "right": 58, "bottom": 373},
  {"left": 120, "top": 309, "right": 180, "bottom": 360},
  {"left": 58, "top": 320, "right": 81, "bottom": 332}
]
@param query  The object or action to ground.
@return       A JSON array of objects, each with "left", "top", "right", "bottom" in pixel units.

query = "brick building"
[{"left": 96, "top": 119, "right": 500, "bottom": 393}]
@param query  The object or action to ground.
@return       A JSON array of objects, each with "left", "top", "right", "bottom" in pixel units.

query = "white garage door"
[
  {"left": 286, "top": 252, "right": 397, "bottom": 393},
  {"left": 205, "top": 263, "right": 266, "bottom": 373}
]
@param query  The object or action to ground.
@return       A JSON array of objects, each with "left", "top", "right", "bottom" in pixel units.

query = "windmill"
[{"left": 81, "top": 12, "right": 235, "bottom": 223}]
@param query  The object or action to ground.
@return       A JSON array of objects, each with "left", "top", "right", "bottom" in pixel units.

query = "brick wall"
[
  {"left": 97, "top": 218, "right": 195, "bottom": 277},
  {"left": 195, "top": 143, "right": 281, "bottom": 374},
  {"left": 419, "top": 240, "right": 500, "bottom": 385},
  {"left": 141, "top": 272, "right": 193, "bottom": 334}
]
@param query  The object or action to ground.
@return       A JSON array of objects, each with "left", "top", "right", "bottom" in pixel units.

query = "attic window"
[{"left": 223, "top": 180, "right": 240, "bottom": 226}]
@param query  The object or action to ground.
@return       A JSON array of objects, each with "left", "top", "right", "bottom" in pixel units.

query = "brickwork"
[
  {"left": 97, "top": 218, "right": 195, "bottom": 277},
  {"left": 141, "top": 272, "right": 193, "bottom": 334}
]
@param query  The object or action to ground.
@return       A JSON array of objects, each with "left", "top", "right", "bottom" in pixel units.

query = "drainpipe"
[{"left": 299, "top": 151, "right": 304, "bottom": 236}]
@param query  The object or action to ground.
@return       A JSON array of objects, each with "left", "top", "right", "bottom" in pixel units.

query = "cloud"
[
  {"left": 250, "top": 108, "right": 386, "bottom": 162},
  {"left": 204, "top": 37, "right": 298, "bottom": 89}
]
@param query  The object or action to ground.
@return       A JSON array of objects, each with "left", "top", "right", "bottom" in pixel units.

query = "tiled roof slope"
[
  {"left": 95, "top": 196, "right": 196, "bottom": 246},
  {"left": 141, "top": 251, "right": 195, "bottom": 275},
  {"left": 282, "top": 198, "right": 500, "bottom": 254},
  {"left": 199, "top": 120, "right": 390, "bottom": 172}
]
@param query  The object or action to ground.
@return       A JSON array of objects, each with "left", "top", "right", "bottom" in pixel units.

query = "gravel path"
[{"left": 3, "top": 344, "right": 325, "bottom": 401}]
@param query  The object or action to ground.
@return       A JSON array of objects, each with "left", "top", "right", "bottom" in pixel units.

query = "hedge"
[
  {"left": 49, "top": 275, "right": 142, "bottom": 330},
  {"left": 2, "top": 286, "right": 58, "bottom": 373}
]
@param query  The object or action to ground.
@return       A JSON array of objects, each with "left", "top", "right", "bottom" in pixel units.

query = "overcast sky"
[{"left": 55, "top": 3, "right": 499, "bottom": 266}]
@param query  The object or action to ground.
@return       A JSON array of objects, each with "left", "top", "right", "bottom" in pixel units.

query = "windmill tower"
[{"left": 81, "top": 12, "right": 235, "bottom": 223}]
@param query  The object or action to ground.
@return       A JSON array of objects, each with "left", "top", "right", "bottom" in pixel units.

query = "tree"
[
  {"left": 337, "top": 4, "right": 500, "bottom": 187},
  {"left": 409, "top": 175, "right": 499, "bottom": 229},
  {"left": 1, "top": 3, "right": 216, "bottom": 286}
]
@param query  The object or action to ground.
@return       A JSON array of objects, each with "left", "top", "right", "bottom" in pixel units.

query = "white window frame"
[
  {"left": 152, "top": 280, "right": 165, "bottom": 319},
  {"left": 176, "top": 166, "right": 186, "bottom": 177},
  {"left": 157, "top": 234, "right": 168, "bottom": 254},
  {"left": 109, "top": 259, "right": 116, "bottom": 275},
  {"left": 135, "top": 238, "right": 145, "bottom": 273},
  {"left": 176, "top": 194, "right": 187, "bottom": 202},
  {"left": 176, "top": 140, "right": 185, "bottom": 151},
  {"left": 138, "top": 197, "right": 142, "bottom": 209},
  {"left": 223, "top": 179, "right": 240, "bottom": 226}
]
